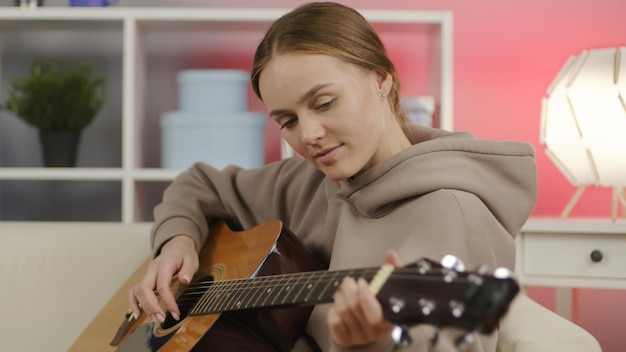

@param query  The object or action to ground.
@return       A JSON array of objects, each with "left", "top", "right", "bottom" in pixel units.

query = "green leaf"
[{"left": 0, "top": 58, "right": 107, "bottom": 132}]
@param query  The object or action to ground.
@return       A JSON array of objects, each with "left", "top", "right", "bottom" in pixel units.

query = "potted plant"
[{"left": 1, "top": 59, "right": 106, "bottom": 167}]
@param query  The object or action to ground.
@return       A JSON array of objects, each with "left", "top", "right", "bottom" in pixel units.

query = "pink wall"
[{"left": 210, "top": 0, "right": 626, "bottom": 350}]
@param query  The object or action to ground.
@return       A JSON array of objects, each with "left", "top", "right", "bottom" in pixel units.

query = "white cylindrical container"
[
  {"left": 177, "top": 69, "right": 250, "bottom": 113},
  {"left": 160, "top": 111, "right": 266, "bottom": 170}
]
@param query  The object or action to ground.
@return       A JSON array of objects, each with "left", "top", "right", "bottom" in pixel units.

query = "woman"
[{"left": 129, "top": 2, "right": 537, "bottom": 351}]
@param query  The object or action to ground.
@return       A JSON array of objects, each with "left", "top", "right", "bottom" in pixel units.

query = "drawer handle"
[{"left": 590, "top": 250, "right": 603, "bottom": 263}]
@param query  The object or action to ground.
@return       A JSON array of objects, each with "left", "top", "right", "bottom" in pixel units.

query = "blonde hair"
[{"left": 251, "top": 2, "right": 407, "bottom": 122}]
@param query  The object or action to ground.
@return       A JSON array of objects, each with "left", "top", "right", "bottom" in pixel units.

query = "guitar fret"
[
  {"left": 292, "top": 272, "right": 315, "bottom": 304},
  {"left": 210, "top": 282, "right": 231, "bottom": 313},
  {"left": 316, "top": 270, "right": 343, "bottom": 302},
  {"left": 197, "top": 281, "right": 225, "bottom": 315},
  {"left": 303, "top": 270, "right": 335, "bottom": 302},
  {"left": 191, "top": 284, "right": 208, "bottom": 315},
  {"left": 252, "top": 276, "right": 274, "bottom": 308},
  {"left": 280, "top": 272, "right": 305, "bottom": 304},
  {"left": 214, "top": 282, "right": 232, "bottom": 309},
  {"left": 242, "top": 277, "right": 261, "bottom": 309},
  {"left": 271, "top": 273, "right": 294, "bottom": 306},
  {"left": 258, "top": 275, "right": 283, "bottom": 307},
  {"left": 225, "top": 280, "right": 247, "bottom": 311}
]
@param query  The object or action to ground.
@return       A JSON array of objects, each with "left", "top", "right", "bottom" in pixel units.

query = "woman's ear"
[{"left": 376, "top": 70, "right": 393, "bottom": 96}]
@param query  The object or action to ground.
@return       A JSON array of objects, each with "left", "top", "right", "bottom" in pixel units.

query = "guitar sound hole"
[{"left": 161, "top": 275, "right": 214, "bottom": 330}]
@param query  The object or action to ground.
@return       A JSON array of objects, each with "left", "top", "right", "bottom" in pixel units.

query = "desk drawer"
[{"left": 522, "top": 232, "right": 626, "bottom": 279}]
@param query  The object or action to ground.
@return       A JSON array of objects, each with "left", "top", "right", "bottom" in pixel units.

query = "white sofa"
[{"left": 0, "top": 221, "right": 602, "bottom": 352}]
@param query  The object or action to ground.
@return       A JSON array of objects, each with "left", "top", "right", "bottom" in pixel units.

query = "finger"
[
  {"left": 331, "top": 290, "right": 368, "bottom": 345},
  {"left": 357, "top": 278, "right": 395, "bottom": 338},
  {"left": 133, "top": 284, "right": 166, "bottom": 323},
  {"left": 155, "top": 264, "right": 179, "bottom": 321},
  {"left": 128, "top": 288, "right": 141, "bottom": 319},
  {"left": 128, "top": 262, "right": 160, "bottom": 319},
  {"left": 327, "top": 307, "right": 351, "bottom": 346},
  {"left": 335, "top": 277, "right": 373, "bottom": 343},
  {"left": 356, "top": 278, "right": 384, "bottom": 325},
  {"left": 385, "top": 250, "right": 404, "bottom": 267},
  {"left": 177, "top": 253, "right": 199, "bottom": 285}
]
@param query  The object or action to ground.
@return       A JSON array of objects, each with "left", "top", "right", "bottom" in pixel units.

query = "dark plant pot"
[{"left": 38, "top": 130, "right": 81, "bottom": 167}]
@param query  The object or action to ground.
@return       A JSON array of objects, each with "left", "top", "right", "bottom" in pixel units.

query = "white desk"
[{"left": 516, "top": 218, "right": 626, "bottom": 319}]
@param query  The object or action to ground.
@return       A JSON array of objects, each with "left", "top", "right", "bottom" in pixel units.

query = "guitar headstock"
[{"left": 376, "top": 255, "right": 519, "bottom": 336}]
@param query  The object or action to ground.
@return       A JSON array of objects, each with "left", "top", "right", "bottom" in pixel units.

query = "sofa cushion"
[{"left": 498, "top": 294, "right": 602, "bottom": 352}]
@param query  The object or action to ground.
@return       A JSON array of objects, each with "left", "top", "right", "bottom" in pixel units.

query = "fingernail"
[
  {"left": 182, "top": 275, "right": 191, "bottom": 284},
  {"left": 357, "top": 278, "right": 368, "bottom": 289},
  {"left": 171, "top": 312, "right": 180, "bottom": 321},
  {"left": 151, "top": 314, "right": 165, "bottom": 323}
]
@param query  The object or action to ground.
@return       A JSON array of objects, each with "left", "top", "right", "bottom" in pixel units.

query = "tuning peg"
[
  {"left": 440, "top": 255, "right": 464, "bottom": 282},
  {"left": 454, "top": 332, "right": 476, "bottom": 351},
  {"left": 493, "top": 267, "right": 514, "bottom": 279},
  {"left": 467, "top": 273, "right": 483, "bottom": 286},
  {"left": 467, "top": 265, "right": 489, "bottom": 286},
  {"left": 475, "top": 264, "right": 488, "bottom": 275},
  {"left": 418, "top": 298, "right": 436, "bottom": 316},
  {"left": 416, "top": 259, "right": 432, "bottom": 274},
  {"left": 441, "top": 254, "right": 465, "bottom": 272},
  {"left": 391, "top": 324, "right": 413, "bottom": 347},
  {"left": 449, "top": 300, "right": 465, "bottom": 318},
  {"left": 389, "top": 296, "right": 406, "bottom": 314}
]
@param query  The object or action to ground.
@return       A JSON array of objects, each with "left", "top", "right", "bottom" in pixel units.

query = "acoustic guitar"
[{"left": 111, "top": 220, "right": 519, "bottom": 351}]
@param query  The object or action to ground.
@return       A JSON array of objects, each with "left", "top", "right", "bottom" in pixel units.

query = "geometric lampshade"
[{"left": 540, "top": 47, "right": 626, "bottom": 220}]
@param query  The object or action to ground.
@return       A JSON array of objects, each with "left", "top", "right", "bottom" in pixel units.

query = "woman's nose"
[{"left": 299, "top": 115, "right": 325, "bottom": 144}]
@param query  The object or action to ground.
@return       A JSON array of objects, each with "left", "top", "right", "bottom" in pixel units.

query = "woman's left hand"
[{"left": 327, "top": 251, "right": 403, "bottom": 347}]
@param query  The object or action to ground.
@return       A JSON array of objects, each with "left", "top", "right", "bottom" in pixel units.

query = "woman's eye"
[
  {"left": 280, "top": 117, "right": 297, "bottom": 130},
  {"left": 315, "top": 99, "right": 335, "bottom": 111}
]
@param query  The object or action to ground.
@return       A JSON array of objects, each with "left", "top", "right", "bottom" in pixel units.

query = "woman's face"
[{"left": 258, "top": 52, "right": 408, "bottom": 180}]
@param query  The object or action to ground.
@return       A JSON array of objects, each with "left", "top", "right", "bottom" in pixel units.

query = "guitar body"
[{"left": 115, "top": 220, "right": 327, "bottom": 352}]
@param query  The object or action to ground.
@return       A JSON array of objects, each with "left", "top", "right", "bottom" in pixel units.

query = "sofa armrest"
[
  {"left": 497, "top": 294, "right": 602, "bottom": 352},
  {"left": 0, "top": 221, "right": 151, "bottom": 352}
]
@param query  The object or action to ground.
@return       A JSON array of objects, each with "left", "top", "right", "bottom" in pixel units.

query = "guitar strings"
[
  {"left": 167, "top": 267, "right": 491, "bottom": 315},
  {"left": 177, "top": 269, "right": 480, "bottom": 302}
]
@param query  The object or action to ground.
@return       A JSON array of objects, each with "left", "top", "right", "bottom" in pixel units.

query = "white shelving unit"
[{"left": 0, "top": 7, "right": 453, "bottom": 223}]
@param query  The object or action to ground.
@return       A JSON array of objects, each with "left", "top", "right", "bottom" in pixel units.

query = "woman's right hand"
[{"left": 128, "top": 235, "right": 199, "bottom": 323}]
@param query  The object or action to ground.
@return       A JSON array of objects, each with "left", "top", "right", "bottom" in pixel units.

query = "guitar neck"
[{"left": 188, "top": 267, "right": 379, "bottom": 316}]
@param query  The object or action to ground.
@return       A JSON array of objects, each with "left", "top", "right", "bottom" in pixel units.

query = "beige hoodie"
[{"left": 151, "top": 124, "right": 537, "bottom": 352}]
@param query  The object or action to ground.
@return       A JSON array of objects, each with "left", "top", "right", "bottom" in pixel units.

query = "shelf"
[
  {"left": 0, "top": 6, "right": 453, "bottom": 223},
  {"left": 0, "top": 167, "right": 123, "bottom": 180},
  {"left": 132, "top": 168, "right": 183, "bottom": 181},
  {"left": 0, "top": 7, "right": 448, "bottom": 23},
  {"left": 0, "top": 167, "right": 182, "bottom": 181}
]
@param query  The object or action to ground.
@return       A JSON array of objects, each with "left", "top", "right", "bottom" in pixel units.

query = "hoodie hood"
[{"left": 337, "top": 124, "right": 537, "bottom": 237}]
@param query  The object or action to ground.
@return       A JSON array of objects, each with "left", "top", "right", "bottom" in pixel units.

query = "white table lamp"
[{"left": 541, "top": 47, "right": 626, "bottom": 221}]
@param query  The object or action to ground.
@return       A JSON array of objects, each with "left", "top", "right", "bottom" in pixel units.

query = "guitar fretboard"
[{"left": 188, "top": 268, "right": 380, "bottom": 316}]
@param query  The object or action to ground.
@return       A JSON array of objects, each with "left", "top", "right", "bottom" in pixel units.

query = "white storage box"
[
  {"left": 177, "top": 69, "right": 250, "bottom": 113},
  {"left": 161, "top": 111, "right": 266, "bottom": 170}
]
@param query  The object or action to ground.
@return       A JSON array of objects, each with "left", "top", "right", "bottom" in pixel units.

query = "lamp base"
[{"left": 560, "top": 185, "right": 625, "bottom": 222}]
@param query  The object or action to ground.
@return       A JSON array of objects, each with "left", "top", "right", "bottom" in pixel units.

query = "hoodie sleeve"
[{"left": 150, "top": 158, "right": 325, "bottom": 256}]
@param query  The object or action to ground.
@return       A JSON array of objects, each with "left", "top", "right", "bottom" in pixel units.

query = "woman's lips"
[{"left": 315, "top": 145, "right": 342, "bottom": 165}]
